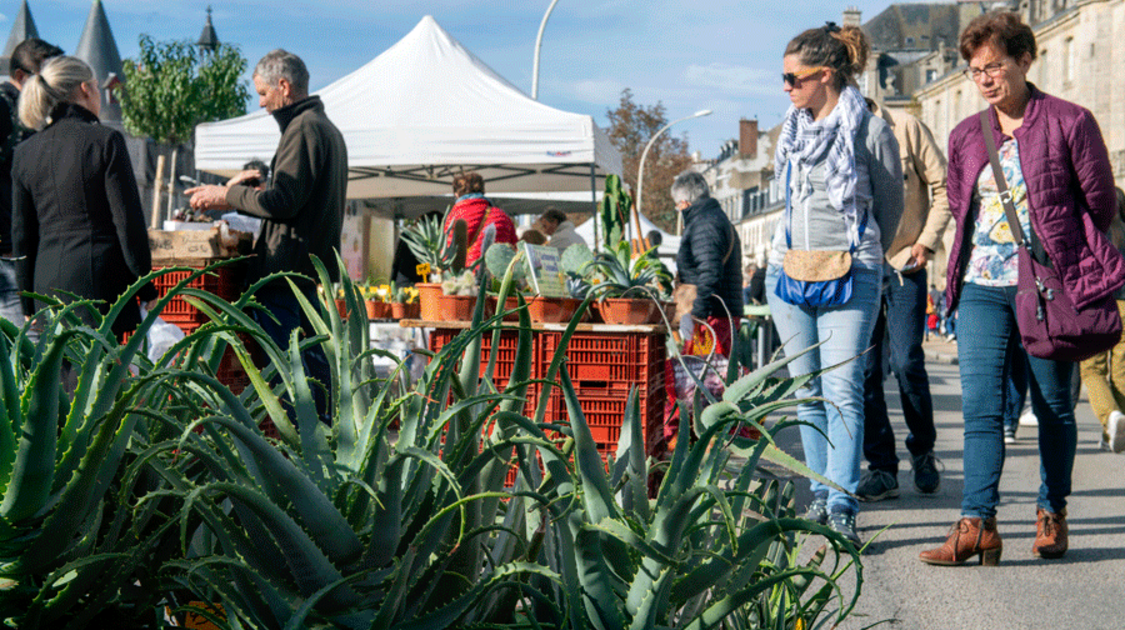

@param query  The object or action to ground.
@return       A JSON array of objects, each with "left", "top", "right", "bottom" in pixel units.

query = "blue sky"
[{"left": 16, "top": 0, "right": 914, "bottom": 158}]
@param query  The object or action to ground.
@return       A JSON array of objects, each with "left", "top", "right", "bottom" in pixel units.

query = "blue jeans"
[
  {"left": 251, "top": 283, "right": 333, "bottom": 425},
  {"left": 862, "top": 267, "right": 935, "bottom": 474},
  {"left": 767, "top": 265, "right": 882, "bottom": 515},
  {"left": 0, "top": 259, "right": 24, "bottom": 327},
  {"left": 957, "top": 283, "right": 1076, "bottom": 519}
]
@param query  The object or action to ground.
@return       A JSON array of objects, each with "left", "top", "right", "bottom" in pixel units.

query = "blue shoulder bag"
[{"left": 773, "top": 162, "right": 865, "bottom": 307}]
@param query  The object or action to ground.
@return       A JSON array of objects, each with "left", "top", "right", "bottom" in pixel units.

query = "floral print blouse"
[{"left": 964, "top": 137, "right": 1032, "bottom": 287}]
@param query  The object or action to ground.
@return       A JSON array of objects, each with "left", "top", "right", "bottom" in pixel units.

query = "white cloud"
[
  {"left": 683, "top": 63, "right": 778, "bottom": 97},
  {"left": 571, "top": 79, "right": 627, "bottom": 105}
]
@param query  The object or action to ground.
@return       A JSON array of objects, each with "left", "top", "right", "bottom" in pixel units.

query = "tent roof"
[{"left": 194, "top": 15, "right": 621, "bottom": 200}]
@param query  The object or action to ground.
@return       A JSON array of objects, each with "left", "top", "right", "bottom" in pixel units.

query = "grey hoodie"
[{"left": 769, "top": 113, "right": 903, "bottom": 270}]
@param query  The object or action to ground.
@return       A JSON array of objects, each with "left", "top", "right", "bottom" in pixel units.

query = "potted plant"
[
  {"left": 584, "top": 240, "right": 671, "bottom": 325},
  {"left": 400, "top": 212, "right": 453, "bottom": 320},
  {"left": 390, "top": 284, "right": 420, "bottom": 319},
  {"left": 438, "top": 269, "right": 481, "bottom": 320},
  {"left": 359, "top": 280, "right": 392, "bottom": 320}
]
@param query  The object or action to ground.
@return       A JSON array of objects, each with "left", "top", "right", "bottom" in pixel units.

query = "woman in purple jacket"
[{"left": 919, "top": 11, "right": 1125, "bottom": 566}]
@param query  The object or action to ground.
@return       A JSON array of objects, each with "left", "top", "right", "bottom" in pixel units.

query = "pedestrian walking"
[
  {"left": 765, "top": 22, "right": 903, "bottom": 547},
  {"left": 11, "top": 56, "right": 157, "bottom": 338},
  {"left": 919, "top": 11, "right": 1125, "bottom": 566},
  {"left": 857, "top": 99, "right": 951, "bottom": 502},
  {"left": 1078, "top": 187, "right": 1125, "bottom": 453}
]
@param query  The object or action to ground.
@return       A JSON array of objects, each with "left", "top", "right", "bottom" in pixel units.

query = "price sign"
[{"left": 416, "top": 262, "right": 431, "bottom": 283}]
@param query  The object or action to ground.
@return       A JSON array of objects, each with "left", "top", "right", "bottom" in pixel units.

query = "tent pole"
[{"left": 591, "top": 164, "right": 598, "bottom": 253}]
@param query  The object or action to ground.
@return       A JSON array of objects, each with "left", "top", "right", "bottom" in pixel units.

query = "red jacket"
[
  {"left": 445, "top": 195, "right": 517, "bottom": 266},
  {"left": 944, "top": 85, "right": 1125, "bottom": 311}
]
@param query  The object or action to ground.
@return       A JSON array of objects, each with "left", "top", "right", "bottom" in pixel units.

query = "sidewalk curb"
[{"left": 924, "top": 347, "right": 958, "bottom": 365}]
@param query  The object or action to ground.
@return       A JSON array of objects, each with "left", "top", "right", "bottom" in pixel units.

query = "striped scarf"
[{"left": 773, "top": 85, "right": 870, "bottom": 246}]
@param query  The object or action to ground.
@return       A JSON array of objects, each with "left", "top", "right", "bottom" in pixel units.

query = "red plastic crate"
[
  {"left": 151, "top": 265, "right": 244, "bottom": 336},
  {"left": 538, "top": 331, "right": 664, "bottom": 387},
  {"left": 429, "top": 328, "right": 531, "bottom": 386}
]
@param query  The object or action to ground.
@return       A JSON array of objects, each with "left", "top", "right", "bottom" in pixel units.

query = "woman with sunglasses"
[
  {"left": 766, "top": 23, "right": 903, "bottom": 547},
  {"left": 918, "top": 11, "right": 1124, "bottom": 566}
]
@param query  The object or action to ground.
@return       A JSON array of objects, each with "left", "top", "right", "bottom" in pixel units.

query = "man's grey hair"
[
  {"left": 254, "top": 49, "right": 309, "bottom": 95},
  {"left": 670, "top": 171, "right": 710, "bottom": 205}
]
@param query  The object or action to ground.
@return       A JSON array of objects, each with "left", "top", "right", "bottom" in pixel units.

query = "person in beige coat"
[{"left": 857, "top": 99, "right": 953, "bottom": 501}]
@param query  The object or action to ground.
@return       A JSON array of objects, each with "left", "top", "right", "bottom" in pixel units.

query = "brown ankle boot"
[
  {"left": 919, "top": 517, "right": 1002, "bottom": 566},
  {"left": 1032, "top": 508, "right": 1068, "bottom": 559}
]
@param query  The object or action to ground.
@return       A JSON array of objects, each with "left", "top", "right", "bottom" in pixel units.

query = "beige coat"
[{"left": 870, "top": 101, "right": 951, "bottom": 271}]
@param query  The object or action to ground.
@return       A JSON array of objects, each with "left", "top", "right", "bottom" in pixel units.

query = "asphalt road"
[{"left": 773, "top": 358, "right": 1125, "bottom": 630}]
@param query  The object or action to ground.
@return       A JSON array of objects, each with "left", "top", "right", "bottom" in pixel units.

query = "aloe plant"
[
  {"left": 586, "top": 239, "right": 672, "bottom": 300},
  {"left": 515, "top": 336, "right": 864, "bottom": 630},
  {"left": 143, "top": 254, "right": 566, "bottom": 628},
  {"left": 0, "top": 264, "right": 249, "bottom": 627}
]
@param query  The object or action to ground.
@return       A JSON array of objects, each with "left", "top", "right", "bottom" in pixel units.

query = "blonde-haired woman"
[
  {"left": 12, "top": 55, "right": 156, "bottom": 338},
  {"left": 765, "top": 23, "right": 904, "bottom": 546}
]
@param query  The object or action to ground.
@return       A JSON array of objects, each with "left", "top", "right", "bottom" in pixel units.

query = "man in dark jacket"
[
  {"left": 673, "top": 170, "right": 742, "bottom": 356},
  {"left": 0, "top": 38, "right": 62, "bottom": 330},
  {"left": 188, "top": 49, "right": 348, "bottom": 421}
]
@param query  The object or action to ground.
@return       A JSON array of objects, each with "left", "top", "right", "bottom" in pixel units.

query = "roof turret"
[
  {"left": 197, "top": 6, "right": 219, "bottom": 54},
  {"left": 75, "top": 0, "right": 123, "bottom": 120},
  {"left": 1, "top": 1, "right": 40, "bottom": 76}
]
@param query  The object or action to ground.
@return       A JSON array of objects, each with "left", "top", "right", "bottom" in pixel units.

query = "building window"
[
  {"left": 905, "top": 36, "right": 915, "bottom": 47},
  {"left": 925, "top": 69, "right": 938, "bottom": 83},
  {"left": 1063, "top": 37, "right": 1074, "bottom": 84}
]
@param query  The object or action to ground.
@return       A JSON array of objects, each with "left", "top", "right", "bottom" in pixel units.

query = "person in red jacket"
[{"left": 444, "top": 172, "right": 516, "bottom": 267}]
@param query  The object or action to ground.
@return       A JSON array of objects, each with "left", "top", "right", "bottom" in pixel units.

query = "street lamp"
[
  {"left": 531, "top": 0, "right": 561, "bottom": 100},
  {"left": 635, "top": 109, "right": 712, "bottom": 238}
]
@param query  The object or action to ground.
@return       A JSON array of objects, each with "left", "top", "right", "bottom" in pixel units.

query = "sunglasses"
[{"left": 782, "top": 66, "right": 827, "bottom": 86}]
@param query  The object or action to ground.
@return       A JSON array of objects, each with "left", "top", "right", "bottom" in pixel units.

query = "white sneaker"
[
  {"left": 1109, "top": 410, "right": 1125, "bottom": 454},
  {"left": 1019, "top": 410, "right": 1038, "bottom": 427}
]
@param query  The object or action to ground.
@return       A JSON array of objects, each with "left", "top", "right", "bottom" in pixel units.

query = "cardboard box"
[{"left": 149, "top": 227, "right": 252, "bottom": 261}]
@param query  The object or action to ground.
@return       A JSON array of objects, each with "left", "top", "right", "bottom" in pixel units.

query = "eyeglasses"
[
  {"left": 963, "top": 61, "right": 1007, "bottom": 81},
  {"left": 782, "top": 66, "right": 827, "bottom": 87}
]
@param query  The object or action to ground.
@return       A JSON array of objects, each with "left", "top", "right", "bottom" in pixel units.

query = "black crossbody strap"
[{"left": 979, "top": 111, "right": 1026, "bottom": 246}]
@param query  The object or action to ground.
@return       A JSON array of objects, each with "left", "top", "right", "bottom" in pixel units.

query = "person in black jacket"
[
  {"left": 12, "top": 56, "right": 156, "bottom": 338},
  {"left": 673, "top": 170, "right": 742, "bottom": 356},
  {"left": 0, "top": 38, "right": 62, "bottom": 332}
]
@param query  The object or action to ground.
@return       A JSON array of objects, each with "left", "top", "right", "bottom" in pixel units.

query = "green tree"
[
  {"left": 120, "top": 35, "right": 249, "bottom": 144},
  {"left": 120, "top": 35, "right": 250, "bottom": 222},
  {"left": 605, "top": 89, "right": 695, "bottom": 234}
]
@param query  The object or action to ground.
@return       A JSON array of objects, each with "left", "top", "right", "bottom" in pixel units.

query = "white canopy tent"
[{"left": 194, "top": 15, "right": 621, "bottom": 208}]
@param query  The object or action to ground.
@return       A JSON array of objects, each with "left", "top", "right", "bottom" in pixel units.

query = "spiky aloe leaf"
[
  {"left": 0, "top": 329, "right": 78, "bottom": 521},
  {"left": 198, "top": 416, "right": 363, "bottom": 566}
]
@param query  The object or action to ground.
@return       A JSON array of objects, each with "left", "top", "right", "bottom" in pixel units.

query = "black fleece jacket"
[{"left": 676, "top": 197, "right": 743, "bottom": 319}]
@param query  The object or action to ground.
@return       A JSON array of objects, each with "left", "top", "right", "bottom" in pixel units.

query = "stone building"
[{"left": 698, "top": 119, "right": 778, "bottom": 266}]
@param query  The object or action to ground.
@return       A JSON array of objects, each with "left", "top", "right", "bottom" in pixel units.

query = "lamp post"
[
  {"left": 531, "top": 0, "right": 561, "bottom": 100},
  {"left": 635, "top": 109, "right": 712, "bottom": 238}
]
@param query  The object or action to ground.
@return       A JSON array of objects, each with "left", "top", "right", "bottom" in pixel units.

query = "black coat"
[
  {"left": 225, "top": 96, "right": 348, "bottom": 288},
  {"left": 12, "top": 103, "right": 156, "bottom": 335},
  {"left": 677, "top": 197, "right": 743, "bottom": 319}
]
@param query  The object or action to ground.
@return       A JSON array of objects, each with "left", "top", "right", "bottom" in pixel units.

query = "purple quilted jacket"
[{"left": 944, "top": 85, "right": 1125, "bottom": 311}]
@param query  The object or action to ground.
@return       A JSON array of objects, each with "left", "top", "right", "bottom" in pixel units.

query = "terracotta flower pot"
[
  {"left": 436, "top": 294, "right": 478, "bottom": 321},
  {"left": 592, "top": 298, "right": 659, "bottom": 325},
  {"left": 489, "top": 295, "right": 523, "bottom": 321},
  {"left": 527, "top": 297, "right": 581, "bottom": 323},
  {"left": 416, "top": 283, "right": 443, "bottom": 321},
  {"left": 334, "top": 298, "right": 349, "bottom": 320},
  {"left": 366, "top": 300, "right": 390, "bottom": 320}
]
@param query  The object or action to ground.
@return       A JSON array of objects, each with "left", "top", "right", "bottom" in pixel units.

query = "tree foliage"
[
  {"left": 605, "top": 88, "right": 695, "bottom": 234},
  {"left": 120, "top": 35, "right": 250, "bottom": 145}
]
